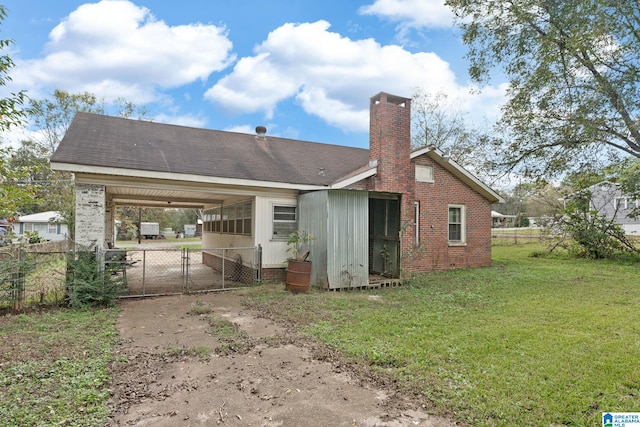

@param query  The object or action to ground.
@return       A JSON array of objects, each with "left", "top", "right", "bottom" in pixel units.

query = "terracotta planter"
[{"left": 285, "top": 259, "right": 312, "bottom": 293}]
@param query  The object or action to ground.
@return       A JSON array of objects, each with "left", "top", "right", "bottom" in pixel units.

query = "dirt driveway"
[{"left": 106, "top": 292, "right": 458, "bottom": 427}]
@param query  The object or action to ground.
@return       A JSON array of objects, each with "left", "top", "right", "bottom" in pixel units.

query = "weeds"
[
  {"left": 0, "top": 308, "right": 118, "bottom": 426},
  {"left": 207, "top": 317, "right": 254, "bottom": 355}
]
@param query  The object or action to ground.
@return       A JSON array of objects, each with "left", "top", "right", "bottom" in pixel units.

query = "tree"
[
  {"left": 549, "top": 186, "right": 640, "bottom": 259},
  {"left": 446, "top": 0, "right": 640, "bottom": 179},
  {"left": 411, "top": 88, "right": 496, "bottom": 179},
  {"left": 17, "top": 90, "right": 149, "bottom": 231},
  {"left": 0, "top": 7, "right": 28, "bottom": 133},
  {"left": 0, "top": 5, "right": 35, "bottom": 218}
]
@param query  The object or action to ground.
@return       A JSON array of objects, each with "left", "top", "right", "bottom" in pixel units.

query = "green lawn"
[
  {"left": 0, "top": 308, "right": 118, "bottom": 426},
  {"left": 244, "top": 243, "right": 640, "bottom": 426}
]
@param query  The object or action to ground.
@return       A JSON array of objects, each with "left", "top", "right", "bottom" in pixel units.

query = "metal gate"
[{"left": 102, "top": 246, "right": 261, "bottom": 298}]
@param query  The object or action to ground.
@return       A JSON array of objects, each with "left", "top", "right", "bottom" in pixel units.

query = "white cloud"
[
  {"left": 11, "top": 0, "right": 235, "bottom": 104},
  {"left": 153, "top": 113, "right": 208, "bottom": 129},
  {"left": 205, "top": 20, "right": 499, "bottom": 133},
  {"left": 1, "top": 125, "right": 41, "bottom": 149},
  {"left": 359, "top": 0, "right": 455, "bottom": 30}
]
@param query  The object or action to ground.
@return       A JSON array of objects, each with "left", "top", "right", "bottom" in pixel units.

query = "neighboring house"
[
  {"left": 587, "top": 182, "right": 640, "bottom": 235},
  {"left": 50, "top": 92, "right": 503, "bottom": 289},
  {"left": 491, "top": 211, "right": 517, "bottom": 228},
  {"left": 15, "top": 211, "right": 69, "bottom": 242}
]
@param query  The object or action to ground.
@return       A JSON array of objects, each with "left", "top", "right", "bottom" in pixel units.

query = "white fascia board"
[
  {"left": 330, "top": 167, "right": 377, "bottom": 189},
  {"left": 51, "top": 162, "right": 327, "bottom": 192},
  {"left": 410, "top": 146, "right": 504, "bottom": 204}
]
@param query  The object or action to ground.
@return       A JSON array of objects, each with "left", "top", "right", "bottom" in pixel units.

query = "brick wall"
[
  {"left": 260, "top": 267, "right": 287, "bottom": 283},
  {"left": 75, "top": 183, "right": 106, "bottom": 248},
  {"left": 362, "top": 92, "right": 492, "bottom": 275},
  {"left": 407, "top": 156, "right": 493, "bottom": 271},
  {"left": 202, "top": 251, "right": 258, "bottom": 284},
  {"left": 368, "top": 92, "right": 417, "bottom": 271}
]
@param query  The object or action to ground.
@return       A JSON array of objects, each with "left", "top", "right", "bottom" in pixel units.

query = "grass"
[
  {"left": 115, "top": 235, "right": 202, "bottom": 248},
  {"left": 159, "top": 345, "right": 212, "bottom": 360},
  {"left": 207, "top": 317, "right": 254, "bottom": 355},
  {"left": 243, "top": 243, "right": 640, "bottom": 426},
  {"left": 0, "top": 308, "right": 119, "bottom": 426}
]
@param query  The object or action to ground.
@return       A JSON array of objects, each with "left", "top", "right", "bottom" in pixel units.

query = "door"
[{"left": 369, "top": 197, "right": 400, "bottom": 277}]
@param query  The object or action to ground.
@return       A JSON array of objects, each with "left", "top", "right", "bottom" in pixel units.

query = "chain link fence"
[
  {"left": 99, "top": 246, "right": 261, "bottom": 297},
  {"left": 0, "top": 242, "right": 71, "bottom": 310},
  {"left": 0, "top": 243, "right": 261, "bottom": 309}
]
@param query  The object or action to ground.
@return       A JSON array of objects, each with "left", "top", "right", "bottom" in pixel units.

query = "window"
[
  {"left": 448, "top": 205, "right": 465, "bottom": 244},
  {"left": 34, "top": 223, "right": 48, "bottom": 234},
  {"left": 48, "top": 223, "right": 57, "bottom": 234},
  {"left": 203, "top": 201, "right": 252, "bottom": 236},
  {"left": 614, "top": 197, "right": 638, "bottom": 210},
  {"left": 273, "top": 205, "right": 297, "bottom": 239},
  {"left": 614, "top": 197, "right": 628, "bottom": 210},
  {"left": 415, "top": 165, "right": 433, "bottom": 183}
]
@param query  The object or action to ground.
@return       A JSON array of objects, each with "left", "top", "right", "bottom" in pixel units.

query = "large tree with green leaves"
[{"left": 446, "top": 0, "right": 640, "bottom": 179}]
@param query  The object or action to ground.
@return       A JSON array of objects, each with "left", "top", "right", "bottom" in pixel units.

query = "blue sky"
[{"left": 1, "top": 0, "right": 508, "bottom": 148}]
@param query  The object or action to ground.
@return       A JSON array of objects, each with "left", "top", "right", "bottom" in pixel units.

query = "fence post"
[
  {"left": 221, "top": 248, "right": 226, "bottom": 289},
  {"left": 12, "top": 250, "right": 25, "bottom": 311},
  {"left": 184, "top": 248, "right": 189, "bottom": 294},
  {"left": 256, "top": 244, "right": 262, "bottom": 282}
]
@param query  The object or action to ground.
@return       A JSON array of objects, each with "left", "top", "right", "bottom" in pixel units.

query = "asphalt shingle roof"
[{"left": 51, "top": 112, "right": 370, "bottom": 186}]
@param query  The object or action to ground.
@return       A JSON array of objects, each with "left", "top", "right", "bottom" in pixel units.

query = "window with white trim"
[
  {"left": 272, "top": 205, "right": 297, "bottom": 239},
  {"left": 614, "top": 197, "right": 638, "bottom": 210},
  {"left": 448, "top": 205, "right": 465, "bottom": 243},
  {"left": 33, "top": 223, "right": 48, "bottom": 234}
]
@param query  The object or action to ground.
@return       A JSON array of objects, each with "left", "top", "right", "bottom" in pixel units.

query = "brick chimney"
[{"left": 369, "top": 92, "right": 412, "bottom": 193}]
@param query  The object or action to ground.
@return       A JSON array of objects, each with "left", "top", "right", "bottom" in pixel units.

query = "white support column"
[{"left": 75, "top": 183, "right": 106, "bottom": 248}]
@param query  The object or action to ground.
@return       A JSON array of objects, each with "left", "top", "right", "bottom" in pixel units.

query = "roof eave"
[
  {"left": 50, "top": 162, "right": 329, "bottom": 192},
  {"left": 329, "top": 166, "right": 377, "bottom": 189},
  {"left": 411, "top": 146, "right": 504, "bottom": 204}
]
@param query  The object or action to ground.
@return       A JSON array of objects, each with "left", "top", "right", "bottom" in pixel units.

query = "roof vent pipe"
[{"left": 255, "top": 126, "right": 267, "bottom": 140}]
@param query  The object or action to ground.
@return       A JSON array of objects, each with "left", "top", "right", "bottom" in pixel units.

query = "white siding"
[{"left": 255, "top": 193, "right": 298, "bottom": 267}]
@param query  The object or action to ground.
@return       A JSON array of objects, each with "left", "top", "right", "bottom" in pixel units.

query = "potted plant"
[{"left": 285, "top": 230, "right": 314, "bottom": 293}]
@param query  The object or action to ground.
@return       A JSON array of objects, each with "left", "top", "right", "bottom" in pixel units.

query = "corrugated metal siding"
[
  {"left": 298, "top": 191, "right": 328, "bottom": 286},
  {"left": 299, "top": 190, "right": 369, "bottom": 289},
  {"left": 327, "top": 190, "right": 369, "bottom": 289}
]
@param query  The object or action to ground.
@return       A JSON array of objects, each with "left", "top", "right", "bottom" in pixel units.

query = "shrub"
[{"left": 65, "top": 247, "right": 119, "bottom": 308}]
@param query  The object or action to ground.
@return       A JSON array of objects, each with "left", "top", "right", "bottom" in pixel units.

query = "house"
[
  {"left": 14, "top": 211, "right": 69, "bottom": 242},
  {"left": 491, "top": 211, "right": 517, "bottom": 228},
  {"left": 587, "top": 181, "right": 640, "bottom": 235},
  {"left": 50, "top": 92, "right": 503, "bottom": 289}
]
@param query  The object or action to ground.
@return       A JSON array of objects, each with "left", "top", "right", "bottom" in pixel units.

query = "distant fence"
[{"left": 491, "top": 227, "right": 548, "bottom": 245}]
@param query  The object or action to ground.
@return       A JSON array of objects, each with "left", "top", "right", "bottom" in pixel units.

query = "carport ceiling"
[{"left": 107, "top": 185, "right": 223, "bottom": 209}]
